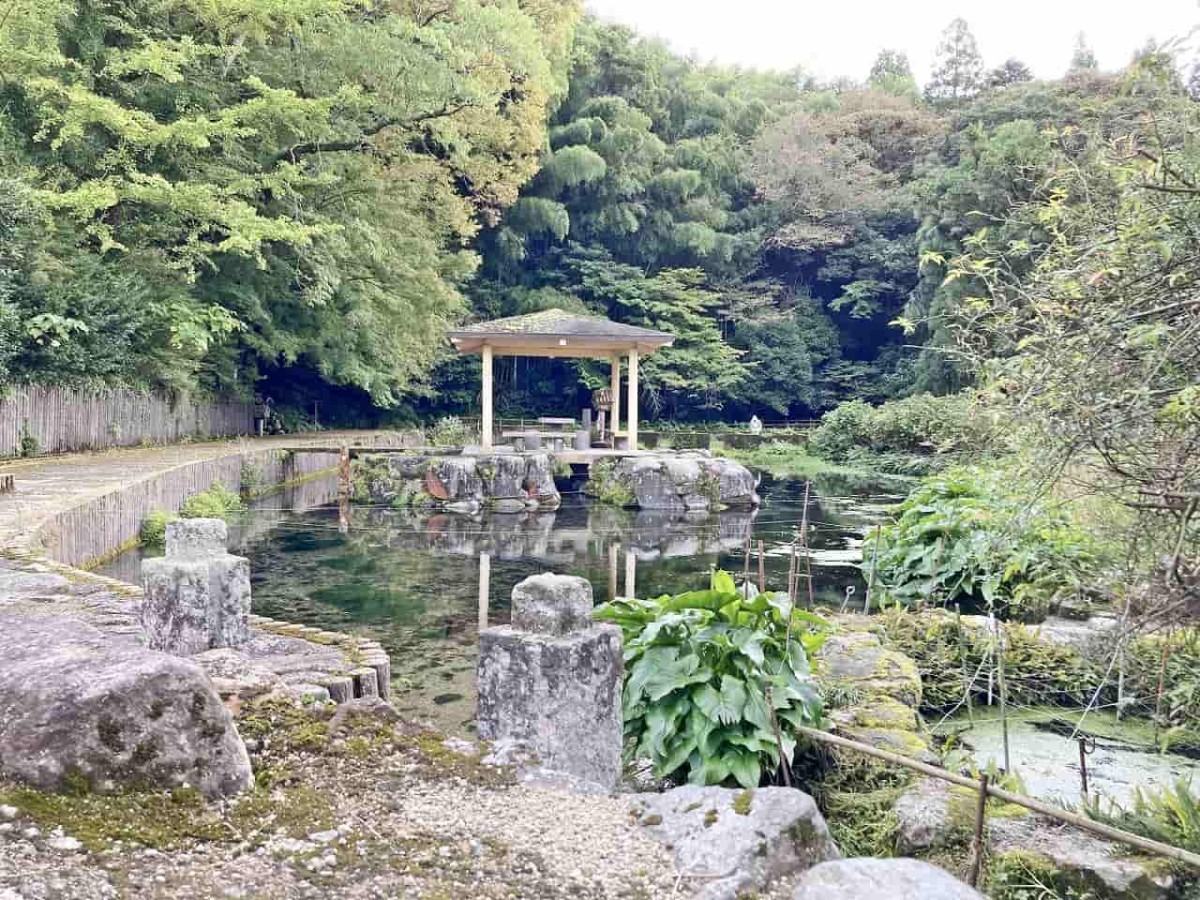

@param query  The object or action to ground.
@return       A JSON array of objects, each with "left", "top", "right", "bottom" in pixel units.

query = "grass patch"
[{"left": 0, "top": 782, "right": 230, "bottom": 851}]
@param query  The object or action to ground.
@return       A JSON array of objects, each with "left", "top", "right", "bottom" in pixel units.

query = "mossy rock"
[
  {"left": 832, "top": 695, "right": 920, "bottom": 732},
  {"left": 817, "top": 629, "right": 923, "bottom": 709}
]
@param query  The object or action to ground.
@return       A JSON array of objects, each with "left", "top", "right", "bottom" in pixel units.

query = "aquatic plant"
[
  {"left": 595, "top": 570, "right": 828, "bottom": 789},
  {"left": 179, "top": 483, "right": 246, "bottom": 520}
]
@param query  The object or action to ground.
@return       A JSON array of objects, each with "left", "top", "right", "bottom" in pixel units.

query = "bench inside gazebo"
[{"left": 446, "top": 309, "right": 674, "bottom": 452}]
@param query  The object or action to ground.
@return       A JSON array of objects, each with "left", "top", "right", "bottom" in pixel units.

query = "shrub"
[
  {"left": 864, "top": 468, "right": 1098, "bottom": 619},
  {"left": 1125, "top": 629, "right": 1200, "bottom": 750},
  {"left": 879, "top": 608, "right": 1102, "bottom": 713},
  {"left": 427, "top": 415, "right": 472, "bottom": 447},
  {"left": 1085, "top": 778, "right": 1200, "bottom": 855},
  {"left": 179, "top": 483, "right": 245, "bottom": 520},
  {"left": 139, "top": 510, "right": 175, "bottom": 549},
  {"left": 809, "top": 392, "right": 1004, "bottom": 462},
  {"left": 595, "top": 571, "right": 828, "bottom": 788}
]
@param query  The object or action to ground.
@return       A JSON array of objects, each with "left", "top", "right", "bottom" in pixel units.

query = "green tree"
[
  {"left": 868, "top": 49, "right": 919, "bottom": 99},
  {"left": 986, "top": 59, "right": 1034, "bottom": 89},
  {"left": 925, "top": 18, "right": 984, "bottom": 103},
  {"left": 0, "top": 0, "right": 582, "bottom": 403},
  {"left": 1068, "top": 32, "right": 1098, "bottom": 73}
]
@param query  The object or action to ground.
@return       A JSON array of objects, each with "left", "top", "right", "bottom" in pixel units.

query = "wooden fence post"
[{"left": 967, "top": 773, "right": 990, "bottom": 887}]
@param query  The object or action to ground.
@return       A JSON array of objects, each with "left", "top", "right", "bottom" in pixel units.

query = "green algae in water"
[{"left": 938, "top": 708, "right": 1200, "bottom": 807}]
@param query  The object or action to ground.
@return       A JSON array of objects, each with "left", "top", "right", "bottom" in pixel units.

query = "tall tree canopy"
[
  {"left": 3, "top": 4, "right": 1196, "bottom": 435},
  {"left": 0, "top": 0, "right": 581, "bottom": 402}
]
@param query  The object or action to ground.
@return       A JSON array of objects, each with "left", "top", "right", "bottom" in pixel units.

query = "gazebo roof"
[{"left": 447, "top": 309, "right": 674, "bottom": 357}]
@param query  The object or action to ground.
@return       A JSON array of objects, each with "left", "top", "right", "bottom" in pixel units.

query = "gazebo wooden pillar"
[{"left": 446, "top": 309, "right": 673, "bottom": 451}]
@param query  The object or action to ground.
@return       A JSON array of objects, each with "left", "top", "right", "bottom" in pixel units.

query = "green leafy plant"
[
  {"left": 18, "top": 420, "right": 40, "bottom": 458},
  {"left": 595, "top": 571, "right": 829, "bottom": 789},
  {"left": 809, "top": 392, "right": 1004, "bottom": 462},
  {"left": 179, "top": 483, "right": 245, "bottom": 520},
  {"left": 427, "top": 416, "right": 473, "bottom": 448},
  {"left": 139, "top": 510, "right": 175, "bottom": 549},
  {"left": 864, "top": 468, "right": 1097, "bottom": 619}
]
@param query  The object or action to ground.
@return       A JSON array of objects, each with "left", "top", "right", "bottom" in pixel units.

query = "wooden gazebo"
[{"left": 446, "top": 309, "right": 674, "bottom": 451}]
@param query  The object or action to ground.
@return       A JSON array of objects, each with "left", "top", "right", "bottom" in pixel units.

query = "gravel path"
[{"left": 0, "top": 700, "right": 682, "bottom": 900}]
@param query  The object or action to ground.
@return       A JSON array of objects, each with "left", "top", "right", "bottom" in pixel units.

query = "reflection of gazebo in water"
[{"left": 446, "top": 309, "right": 674, "bottom": 451}]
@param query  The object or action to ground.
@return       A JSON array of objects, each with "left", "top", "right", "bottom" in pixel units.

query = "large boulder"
[
  {"left": 354, "top": 452, "right": 560, "bottom": 513},
  {"left": 632, "top": 785, "right": 839, "bottom": 900},
  {"left": 988, "top": 814, "right": 1177, "bottom": 899},
  {"left": 0, "top": 610, "right": 252, "bottom": 798},
  {"left": 587, "top": 453, "right": 759, "bottom": 511},
  {"left": 792, "top": 858, "right": 984, "bottom": 900}
]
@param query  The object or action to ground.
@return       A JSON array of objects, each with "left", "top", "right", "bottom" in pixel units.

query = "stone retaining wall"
[{"left": 38, "top": 448, "right": 341, "bottom": 568}]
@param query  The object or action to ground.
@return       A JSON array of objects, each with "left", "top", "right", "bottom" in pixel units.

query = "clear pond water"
[{"left": 100, "top": 468, "right": 901, "bottom": 732}]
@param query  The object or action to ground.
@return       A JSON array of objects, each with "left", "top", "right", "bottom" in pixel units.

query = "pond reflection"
[{"left": 99, "top": 470, "right": 902, "bottom": 733}]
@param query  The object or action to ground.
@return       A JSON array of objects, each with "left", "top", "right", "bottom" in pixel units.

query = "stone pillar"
[
  {"left": 476, "top": 573, "right": 623, "bottom": 790},
  {"left": 141, "top": 518, "right": 252, "bottom": 656}
]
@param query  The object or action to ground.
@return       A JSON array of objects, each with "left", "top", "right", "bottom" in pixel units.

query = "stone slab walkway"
[{"left": 0, "top": 431, "right": 408, "bottom": 554}]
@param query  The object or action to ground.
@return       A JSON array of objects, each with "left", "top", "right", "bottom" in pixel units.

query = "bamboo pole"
[
  {"left": 956, "top": 603, "right": 974, "bottom": 724},
  {"left": 793, "top": 726, "right": 1200, "bottom": 870},
  {"left": 757, "top": 540, "right": 766, "bottom": 593}
]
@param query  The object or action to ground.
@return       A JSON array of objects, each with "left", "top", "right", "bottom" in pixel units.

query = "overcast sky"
[{"left": 584, "top": 1, "right": 1200, "bottom": 84}]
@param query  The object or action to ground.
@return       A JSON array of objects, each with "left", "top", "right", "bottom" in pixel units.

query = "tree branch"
[{"left": 273, "top": 100, "right": 476, "bottom": 165}]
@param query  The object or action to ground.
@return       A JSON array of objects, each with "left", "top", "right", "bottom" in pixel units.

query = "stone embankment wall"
[
  {"left": 43, "top": 448, "right": 339, "bottom": 568},
  {"left": 22, "top": 433, "right": 420, "bottom": 568}
]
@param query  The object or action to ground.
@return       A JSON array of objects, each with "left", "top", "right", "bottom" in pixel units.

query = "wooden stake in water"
[
  {"left": 957, "top": 603, "right": 974, "bottom": 724},
  {"left": 337, "top": 444, "right": 351, "bottom": 535},
  {"left": 1078, "top": 736, "right": 1090, "bottom": 801},
  {"left": 799, "top": 480, "right": 815, "bottom": 608},
  {"left": 995, "top": 617, "right": 1011, "bottom": 773},
  {"left": 742, "top": 534, "right": 751, "bottom": 600},
  {"left": 863, "top": 524, "right": 880, "bottom": 614},
  {"left": 757, "top": 540, "right": 766, "bottom": 593}
]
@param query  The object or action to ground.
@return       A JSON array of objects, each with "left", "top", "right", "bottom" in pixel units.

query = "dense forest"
[{"left": 0, "top": 1, "right": 1196, "bottom": 427}]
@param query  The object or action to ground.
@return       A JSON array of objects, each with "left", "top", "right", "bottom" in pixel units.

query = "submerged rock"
[
  {"left": 792, "top": 858, "right": 984, "bottom": 899},
  {"left": 0, "top": 610, "right": 251, "bottom": 798},
  {"left": 587, "top": 453, "right": 759, "bottom": 511},
  {"left": 354, "top": 452, "right": 560, "bottom": 511},
  {"left": 632, "top": 785, "right": 839, "bottom": 900}
]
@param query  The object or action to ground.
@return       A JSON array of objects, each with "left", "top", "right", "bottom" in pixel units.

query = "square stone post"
[
  {"left": 141, "top": 518, "right": 251, "bottom": 656},
  {"left": 476, "top": 573, "right": 623, "bottom": 790}
]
